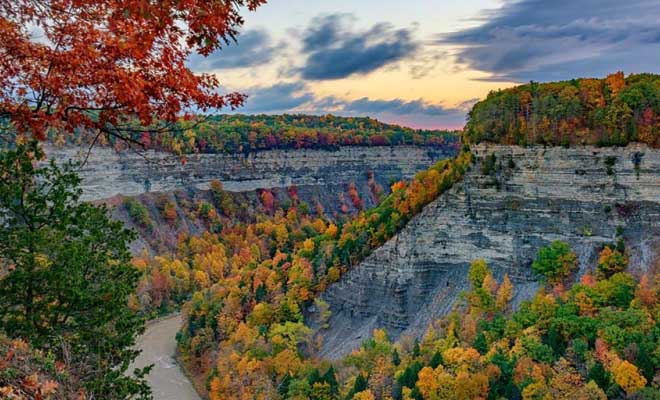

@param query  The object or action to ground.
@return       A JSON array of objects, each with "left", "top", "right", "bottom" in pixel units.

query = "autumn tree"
[
  {"left": 0, "top": 142, "right": 150, "bottom": 398},
  {"left": 0, "top": 0, "right": 266, "bottom": 142},
  {"left": 596, "top": 245, "right": 628, "bottom": 279}
]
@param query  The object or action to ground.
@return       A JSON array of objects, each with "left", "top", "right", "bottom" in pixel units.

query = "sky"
[{"left": 189, "top": 0, "right": 660, "bottom": 129}]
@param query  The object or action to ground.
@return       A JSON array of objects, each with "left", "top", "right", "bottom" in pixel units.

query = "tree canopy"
[
  {"left": 0, "top": 142, "right": 150, "bottom": 399},
  {"left": 465, "top": 72, "right": 660, "bottom": 147},
  {"left": 0, "top": 0, "right": 266, "bottom": 142}
]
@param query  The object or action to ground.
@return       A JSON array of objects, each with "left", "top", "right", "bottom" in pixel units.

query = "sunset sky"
[{"left": 189, "top": 0, "right": 660, "bottom": 129}]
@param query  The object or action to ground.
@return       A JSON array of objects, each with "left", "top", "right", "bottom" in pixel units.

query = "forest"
[
  {"left": 47, "top": 114, "right": 460, "bottom": 156},
  {"left": 465, "top": 72, "right": 660, "bottom": 148},
  {"left": 298, "top": 243, "right": 660, "bottom": 400},
  {"left": 124, "top": 150, "right": 473, "bottom": 396},
  {"left": 143, "top": 115, "right": 459, "bottom": 155},
  {"left": 125, "top": 147, "right": 660, "bottom": 400}
]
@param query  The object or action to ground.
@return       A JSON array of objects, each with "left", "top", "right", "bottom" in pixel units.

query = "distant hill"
[
  {"left": 72, "top": 114, "right": 460, "bottom": 155},
  {"left": 465, "top": 72, "right": 660, "bottom": 147}
]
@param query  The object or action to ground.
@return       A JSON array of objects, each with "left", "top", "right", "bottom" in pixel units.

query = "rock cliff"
[
  {"left": 45, "top": 145, "right": 454, "bottom": 201},
  {"left": 317, "top": 144, "right": 660, "bottom": 359},
  {"left": 46, "top": 144, "right": 455, "bottom": 254}
]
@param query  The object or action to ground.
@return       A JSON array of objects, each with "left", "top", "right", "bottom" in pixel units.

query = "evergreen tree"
[
  {"left": 346, "top": 374, "right": 368, "bottom": 400},
  {"left": 322, "top": 366, "right": 339, "bottom": 395},
  {"left": 391, "top": 348, "right": 401, "bottom": 366},
  {"left": 429, "top": 351, "right": 443, "bottom": 369},
  {"left": 0, "top": 142, "right": 150, "bottom": 399}
]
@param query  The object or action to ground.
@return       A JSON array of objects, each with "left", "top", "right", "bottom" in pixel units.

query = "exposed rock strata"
[
  {"left": 45, "top": 145, "right": 454, "bottom": 201},
  {"left": 317, "top": 144, "right": 660, "bottom": 359}
]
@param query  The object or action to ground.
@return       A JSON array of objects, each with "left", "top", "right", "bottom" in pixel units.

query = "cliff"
[
  {"left": 316, "top": 144, "right": 660, "bottom": 359},
  {"left": 46, "top": 145, "right": 455, "bottom": 254},
  {"left": 45, "top": 145, "right": 455, "bottom": 201}
]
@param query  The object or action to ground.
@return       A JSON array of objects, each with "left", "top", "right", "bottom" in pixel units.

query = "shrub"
[
  {"left": 481, "top": 153, "right": 497, "bottom": 175},
  {"left": 162, "top": 200, "right": 178, "bottom": 223},
  {"left": 124, "top": 197, "right": 152, "bottom": 230}
]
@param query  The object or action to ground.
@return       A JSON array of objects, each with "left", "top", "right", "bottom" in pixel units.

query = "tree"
[
  {"left": 468, "top": 259, "right": 489, "bottom": 289},
  {"left": 596, "top": 246, "right": 628, "bottom": 279},
  {"left": 347, "top": 374, "right": 368, "bottom": 400},
  {"left": 0, "top": 0, "right": 266, "bottom": 142},
  {"left": 352, "top": 390, "right": 376, "bottom": 400},
  {"left": 0, "top": 142, "right": 150, "bottom": 399},
  {"left": 496, "top": 274, "right": 513, "bottom": 312},
  {"left": 532, "top": 241, "right": 577, "bottom": 282},
  {"left": 611, "top": 360, "right": 647, "bottom": 395}
]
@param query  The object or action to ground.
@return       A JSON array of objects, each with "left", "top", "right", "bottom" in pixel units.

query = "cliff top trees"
[
  {"left": 0, "top": 142, "right": 150, "bottom": 399},
  {"left": 0, "top": 0, "right": 266, "bottom": 142},
  {"left": 465, "top": 72, "right": 660, "bottom": 147}
]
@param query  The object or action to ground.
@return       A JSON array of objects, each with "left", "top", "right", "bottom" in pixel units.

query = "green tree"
[
  {"left": 0, "top": 142, "right": 150, "bottom": 399},
  {"left": 346, "top": 374, "right": 368, "bottom": 400},
  {"left": 532, "top": 241, "right": 578, "bottom": 282},
  {"left": 469, "top": 259, "right": 489, "bottom": 289}
]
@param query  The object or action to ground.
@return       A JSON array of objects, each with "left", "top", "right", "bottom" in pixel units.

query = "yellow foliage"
[
  {"left": 442, "top": 347, "right": 481, "bottom": 370},
  {"left": 522, "top": 381, "right": 551, "bottom": 400},
  {"left": 325, "top": 223, "right": 338, "bottom": 238},
  {"left": 611, "top": 359, "right": 647, "bottom": 395},
  {"left": 194, "top": 270, "right": 210, "bottom": 288},
  {"left": 303, "top": 238, "right": 315, "bottom": 252},
  {"left": 352, "top": 390, "right": 376, "bottom": 400},
  {"left": 482, "top": 272, "right": 498, "bottom": 295},
  {"left": 271, "top": 348, "right": 302, "bottom": 377},
  {"left": 496, "top": 274, "right": 513, "bottom": 311}
]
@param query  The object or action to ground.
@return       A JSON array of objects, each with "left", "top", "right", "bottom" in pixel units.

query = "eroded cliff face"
[
  {"left": 47, "top": 144, "right": 455, "bottom": 254},
  {"left": 316, "top": 144, "right": 660, "bottom": 359},
  {"left": 45, "top": 145, "right": 454, "bottom": 201}
]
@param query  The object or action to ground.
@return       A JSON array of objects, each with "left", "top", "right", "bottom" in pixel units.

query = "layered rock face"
[
  {"left": 45, "top": 145, "right": 454, "bottom": 201},
  {"left": 318, "top": 144, "right": 660, "bottom": 359}
]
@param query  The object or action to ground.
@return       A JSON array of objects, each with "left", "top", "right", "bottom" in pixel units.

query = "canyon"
[
  {"left": 48, "top": 142, "right": 660, "bottom": 393},
  {"left": 315, "top": 144, "right": 660, "bottom": 359}
]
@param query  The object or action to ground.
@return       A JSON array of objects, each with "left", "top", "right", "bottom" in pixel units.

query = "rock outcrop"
[
  {"left": 317, "top": 144, "right": 660, "bottom": 359},
  {"left": 45, "top": 145, "right": 455, "bottom": 201}
]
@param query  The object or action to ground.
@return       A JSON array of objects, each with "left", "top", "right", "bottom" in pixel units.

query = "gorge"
[
  {"left": 47, "top": 139, "right": 660, "bottom": 399},
  {"left": 317, "top": 143, "right": 660, "bottom": 358}
]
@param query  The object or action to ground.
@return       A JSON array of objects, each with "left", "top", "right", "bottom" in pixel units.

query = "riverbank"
[{"left": 131, "top": 314, "right": 201, "bottom": 400}]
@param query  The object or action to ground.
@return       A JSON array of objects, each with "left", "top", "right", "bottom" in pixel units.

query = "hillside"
[
  {"left": 170, "top": 139, "right": 660, "bottom": 399},
  {"left": 465, "top": 72, "right": 660, "bottom": 148},
  {"left": 0, "top": 334, "right": 80, "bottom": 399},
  {"left": 3, "top": 0, "right": 659, "bottom": 396},
  {"left": 26, "top": 106, "right": 660, "bottom": 399}
]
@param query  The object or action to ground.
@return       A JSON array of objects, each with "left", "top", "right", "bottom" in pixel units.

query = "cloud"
[
  {"left": 338, "top": 98, "right": 458, "bottom": 117},
  {"left": 331, "top": 97, "right": 468, "bottom": 128},
  {"left": 188, "top": 29, "right": 278, "bottom": 71},
  {"left": 299, "top": 14, "right": 419, "bottom": 80},
  {"left": 240, "top": 82, "right": 314, "bottom": 113},
  {"left": 441, "top": 0, "right": 660, "bottom": 82},
  {"left": 233, "top": 82, "right": 468, "bottom": 128}
]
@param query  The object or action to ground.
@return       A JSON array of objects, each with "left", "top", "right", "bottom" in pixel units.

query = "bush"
[
  {"left": 532, "top": 241, "right": 578, "bottom": 282},
  {"left": 123, "top": 197, "right": 152, "bottom": 230},
  {"left": 481, "top": 153, "right": 497, "bottom": 175}
]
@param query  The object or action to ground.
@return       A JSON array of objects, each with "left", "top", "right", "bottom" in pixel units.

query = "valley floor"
[{"left": 132, "top": 315, "right": 200, "bottom": 400}]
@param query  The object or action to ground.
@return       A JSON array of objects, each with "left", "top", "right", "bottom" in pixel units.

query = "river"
[{"left": 132, "top": 314, "right": 201, "bottom": 400}]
